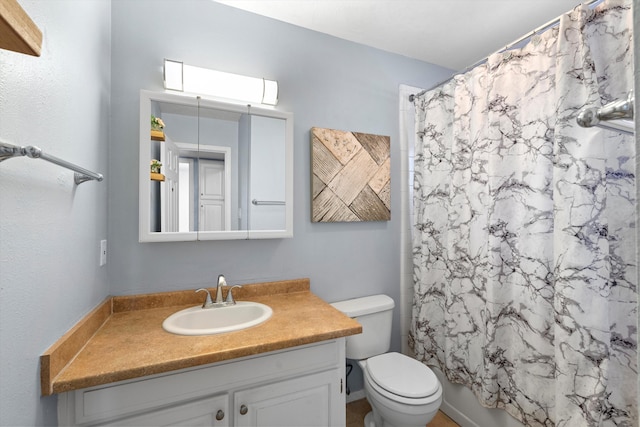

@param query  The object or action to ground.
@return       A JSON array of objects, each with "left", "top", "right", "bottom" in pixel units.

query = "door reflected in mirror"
[{"left": 139, "top": 90, "right": 293, "bottom": 242}]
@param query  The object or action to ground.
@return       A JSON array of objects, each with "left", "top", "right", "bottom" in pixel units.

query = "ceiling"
[{"left": 214, "top": 0, "right": 588, "bottom": 70}]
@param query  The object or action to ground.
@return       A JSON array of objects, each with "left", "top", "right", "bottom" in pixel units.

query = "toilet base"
[
  {"left": 364, "top": 407, "right": 436, "bottom": 427},
  {"left": 364, "top": 411, "right": 374, "bottom": 427}
]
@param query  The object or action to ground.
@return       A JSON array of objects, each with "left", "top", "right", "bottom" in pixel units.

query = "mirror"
[{"left": 139, "top": 90, "right": 293, "bottom": 241}]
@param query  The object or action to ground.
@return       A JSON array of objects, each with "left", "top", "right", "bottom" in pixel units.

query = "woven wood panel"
[{"left": 311, "top": 127, "right": 390, "bottom": 222}]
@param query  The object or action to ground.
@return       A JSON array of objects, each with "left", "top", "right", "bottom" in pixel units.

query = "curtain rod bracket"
[{"left": 577, "top": 91, "right": 634, "bottom": 134}]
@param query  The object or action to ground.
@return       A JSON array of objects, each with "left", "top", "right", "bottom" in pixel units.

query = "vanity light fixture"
[{"left": 163, "top": 59, "right": 279, "bottom": 106}]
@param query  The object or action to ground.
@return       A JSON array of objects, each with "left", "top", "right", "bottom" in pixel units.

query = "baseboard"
[
  {"left": 440, "top": 399, "right": 479, "bottom": 427},
  {"left": 346, "top": 389, "right": 366, "bottom": 403}
]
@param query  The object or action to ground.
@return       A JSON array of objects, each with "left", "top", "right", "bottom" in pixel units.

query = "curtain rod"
[{"left": 409, "top": 0, "right": 603, "bottom": 102}]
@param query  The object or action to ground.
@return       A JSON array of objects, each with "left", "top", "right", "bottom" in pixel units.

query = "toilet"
[{"left": 331, "top": 295, "right": 442, "bottom": 427}]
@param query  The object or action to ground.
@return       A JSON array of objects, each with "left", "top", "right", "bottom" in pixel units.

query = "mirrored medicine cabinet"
[{"left": 138, "top": 90, "right": 293, "bottom": 242}]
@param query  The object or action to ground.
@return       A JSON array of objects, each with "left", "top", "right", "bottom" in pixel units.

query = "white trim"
[
  {"left": 398, "top": 84, "right": 422, "bottom": 356},
  {"left": 346, "top": 389, "right": 366, "bottom": 403}
]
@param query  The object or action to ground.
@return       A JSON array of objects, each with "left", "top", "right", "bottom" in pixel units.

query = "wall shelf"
[
  {"left": 150, "top": 172, "right": 165, "bottom": 181},
  {"left": 150, "top": 130, "right": 165, "bottom": 141},
  {"left": 0, "top": 0, "right": 43, "bottom": 57}
]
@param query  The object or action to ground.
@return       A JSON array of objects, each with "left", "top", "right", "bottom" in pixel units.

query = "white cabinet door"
[
  {"left": 96, "top": 394, "right": 229, "bottom": 427},
  {"left": 234, "top": 369, "right": 342, "bottom": 427},
  {"left": 248, "top": 115, "right": 286, "bottom": 231}
]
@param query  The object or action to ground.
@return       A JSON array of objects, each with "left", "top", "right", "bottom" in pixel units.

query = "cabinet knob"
[
  {"left": 216, "top": 410, "right": 225, "bottom": 421},
  {"left": 239, "top": 404, "right": 248, "bottom": 415}
]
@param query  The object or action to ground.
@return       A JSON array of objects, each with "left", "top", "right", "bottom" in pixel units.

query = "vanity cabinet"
[
  {"left": 57, "top": 339, "right": 345, "bottom": 427},
  {"left": 234, "top": 370, "right": 339, "bottom": 427}
]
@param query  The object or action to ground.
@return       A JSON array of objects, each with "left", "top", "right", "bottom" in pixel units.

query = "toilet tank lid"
[{"left": 330, "top": 294, "right": 395, "bottom": 317}]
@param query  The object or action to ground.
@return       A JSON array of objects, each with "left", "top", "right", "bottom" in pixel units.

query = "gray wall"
[
  {"left": 0, "top": 1, "right": 453, "bottom": 425},
  {"left": 0, "top": 1, "right": 111, "bottom": 426},
  {"left": 5, "top": 1, "right": 636, "bottom": 426},
  {"left": 109, "top": 0, "right": 451, "bottom": 352}
]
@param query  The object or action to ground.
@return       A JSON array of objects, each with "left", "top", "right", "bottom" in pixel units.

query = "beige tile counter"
[{"left": 41, "top": 278, "right": 361, "bottom": 396}]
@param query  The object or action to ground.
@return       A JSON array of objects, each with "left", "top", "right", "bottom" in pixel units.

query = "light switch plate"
[{"left": 99, "top": 240, "right": 107, "bottom": 266}]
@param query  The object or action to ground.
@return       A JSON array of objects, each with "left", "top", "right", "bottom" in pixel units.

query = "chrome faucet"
[
  {"left": 195, "top": 275, "right": 243, "bottom": 308},
  {"left": 215, "top": 274, "right": 227, "bottom": 304}
]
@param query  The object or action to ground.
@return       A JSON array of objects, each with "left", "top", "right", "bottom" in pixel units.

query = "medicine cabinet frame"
[{"left": 138, "top": 90, "right": 293, "bottom": 242}]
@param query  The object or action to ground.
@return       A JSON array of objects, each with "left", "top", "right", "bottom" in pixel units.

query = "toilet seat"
[{"left": 365, "top": 353, "right": 440, "bottom": 400}]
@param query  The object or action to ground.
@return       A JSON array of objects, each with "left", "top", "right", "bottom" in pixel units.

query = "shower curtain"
[{"left": 409, "top": 1, "right": 637, "bottom": 426}]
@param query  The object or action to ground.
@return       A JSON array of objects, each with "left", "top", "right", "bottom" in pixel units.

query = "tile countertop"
[{"left": 40, "top": 278, "right": 362, "bottom": 396}]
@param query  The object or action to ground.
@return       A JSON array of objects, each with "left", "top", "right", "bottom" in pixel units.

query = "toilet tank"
[{"left": 331, "top": 294, "right": 395, "bottom": 360}]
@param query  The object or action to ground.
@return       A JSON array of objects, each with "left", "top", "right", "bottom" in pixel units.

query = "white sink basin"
[{"left": 162, "top": 302, "right": 273, "bottom": 336}]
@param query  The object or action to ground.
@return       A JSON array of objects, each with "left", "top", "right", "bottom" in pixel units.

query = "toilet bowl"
[
  {"left": 360, "top": 354, "right": 442, "bottom": 427},
  {"left": 331, "top": 295, "right": 443, "bottom": 427}
]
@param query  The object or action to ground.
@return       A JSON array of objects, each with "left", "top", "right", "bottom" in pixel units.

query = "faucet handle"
[
  {"left": 224, "top": 285, "right": 243, "bottom": 305},
  {"left": 196, "top": 288, "right": 213, "bottom": 308}
]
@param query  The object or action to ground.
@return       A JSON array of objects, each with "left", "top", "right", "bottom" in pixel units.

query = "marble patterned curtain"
[{"left": 409, "top": 1, "right": 637, "bottom": 426}]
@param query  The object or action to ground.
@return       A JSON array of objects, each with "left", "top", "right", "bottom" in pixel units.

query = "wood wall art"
[{"left": 311, "top": 127, "right": 390, "bottom": 222}]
